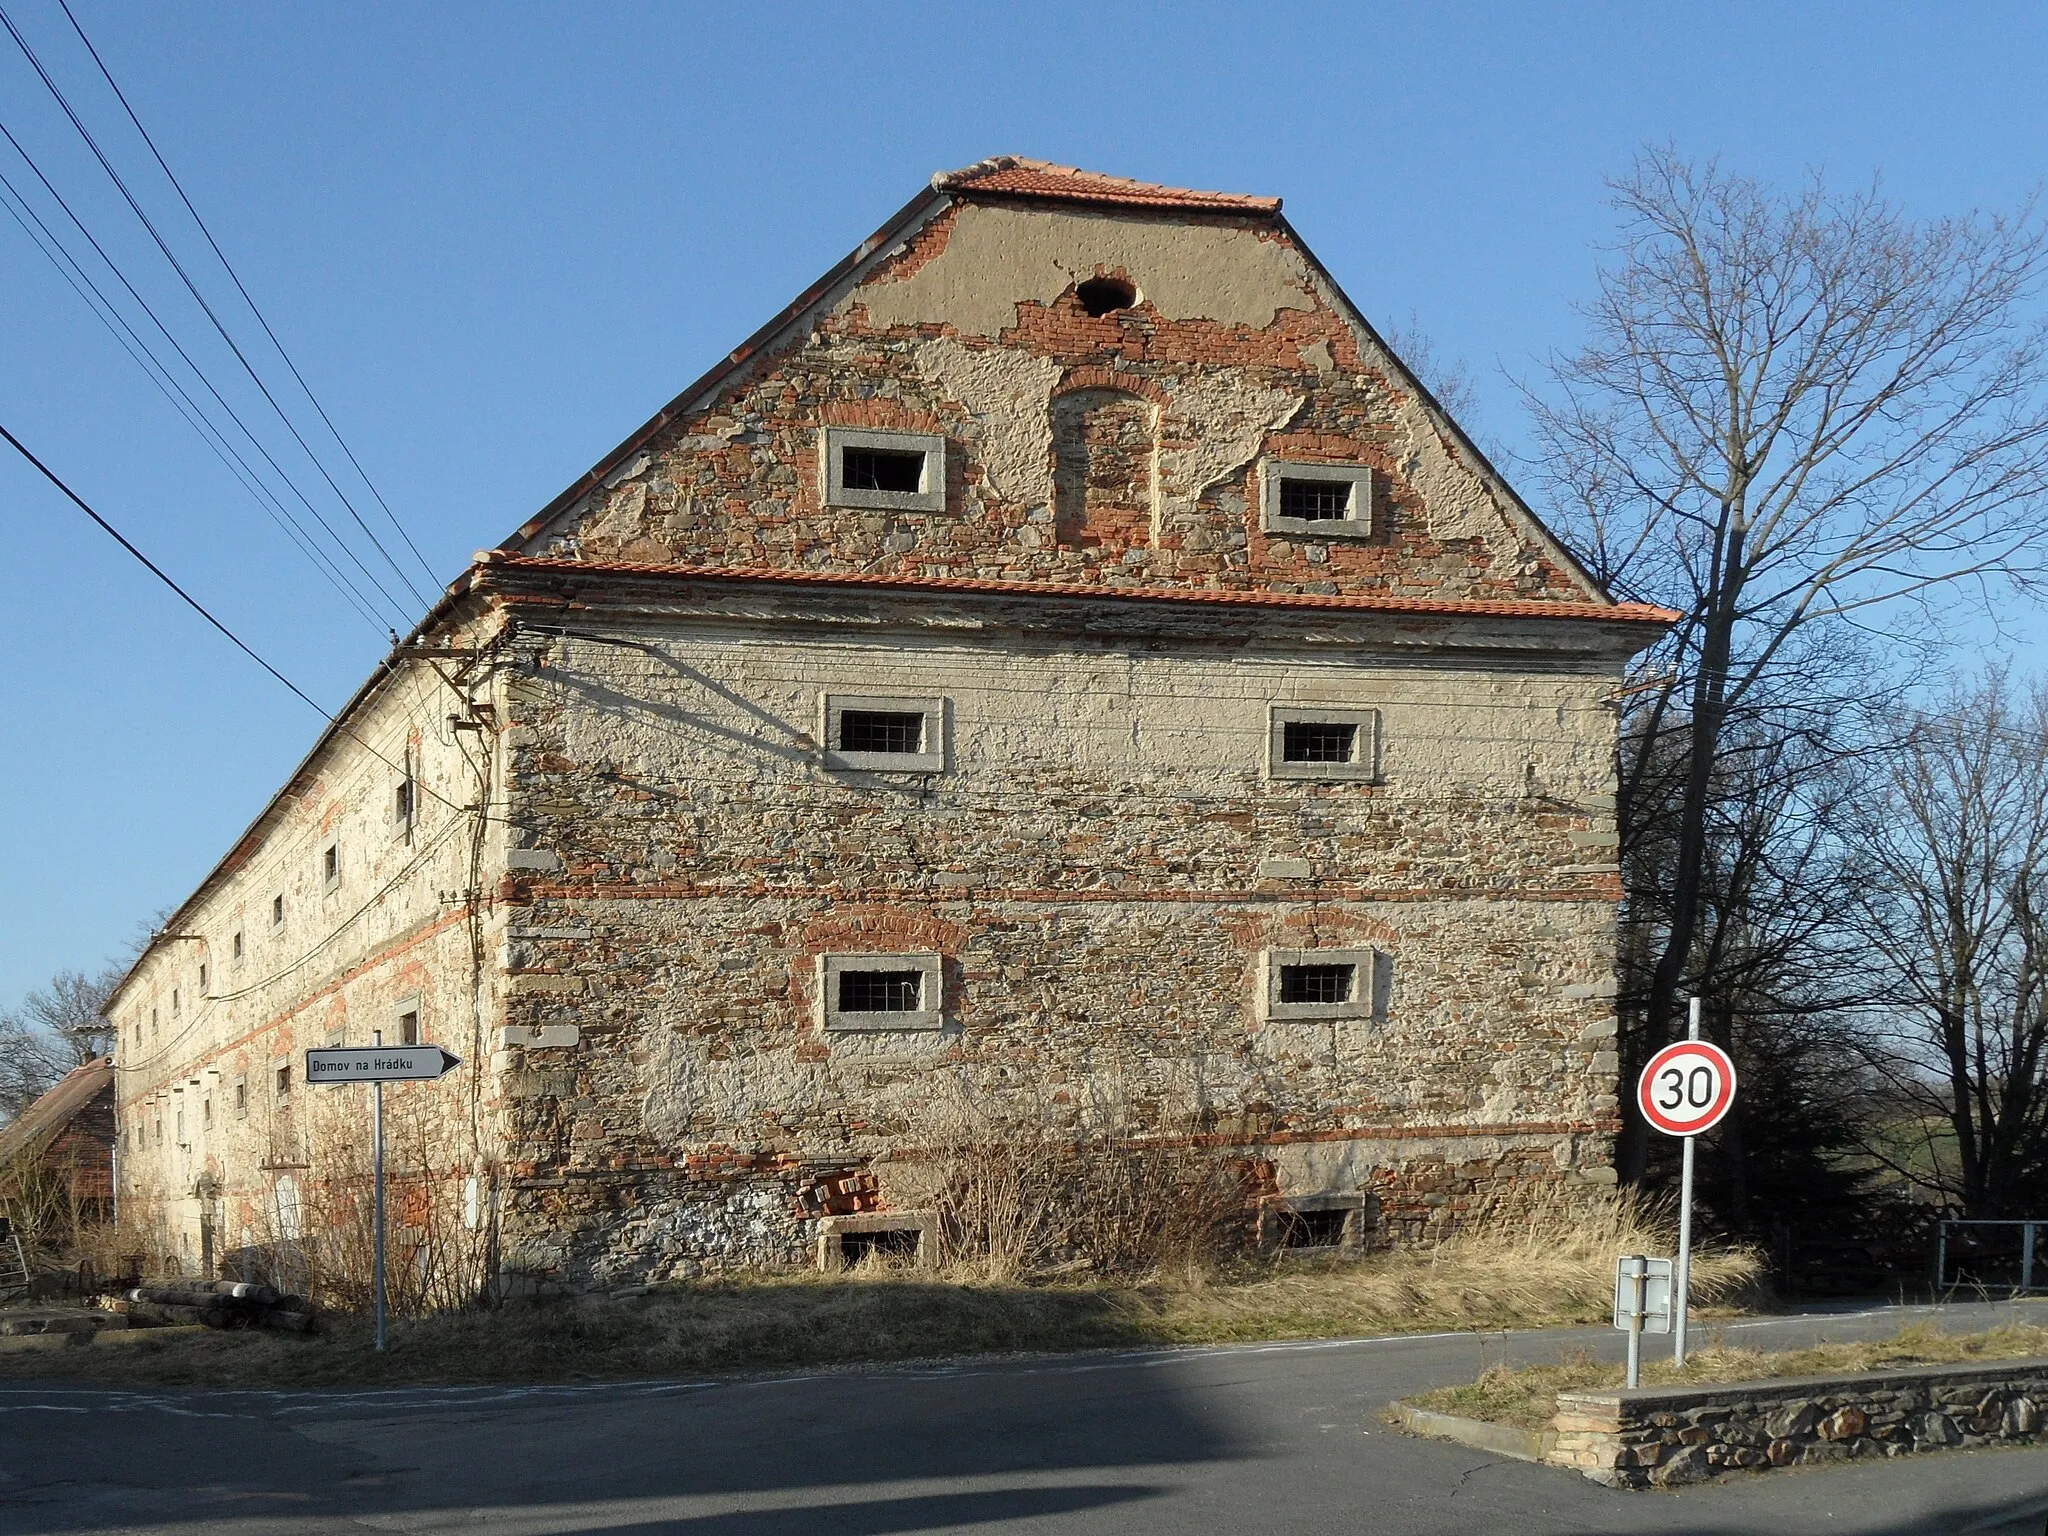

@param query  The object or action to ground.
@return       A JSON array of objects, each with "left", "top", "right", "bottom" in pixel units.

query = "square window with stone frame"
[
  {"left": 1261, "top": 948, "right": 1380, "bottom": 1023},
  {"left": 820, "top": 426, "right": 946, "bottom": 512},
  {"left": 820, "top": 694, "right": 947, "bottom": 773},
  {"left": 1268, "top": 706, "right": 1380, "bottom": 782},
  {"left": 819, "top": 952, "right": 945, "bottom": 1031},
  {"left": 1261, "top": 460, "right": 1373, "bottom": 537}
]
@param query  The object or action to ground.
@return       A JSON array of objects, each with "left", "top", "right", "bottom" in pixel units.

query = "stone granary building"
[{"left": 107, "top": 158, "right": 1670, "bottom": 1289}]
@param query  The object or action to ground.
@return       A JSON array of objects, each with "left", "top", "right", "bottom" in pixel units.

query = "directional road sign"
[
  {"left": 306, "top": 1045, "right": 462, "bottom": 1085},
  {"left": 1636, "top": 1039, "right": 1737, "bottom": 1137}
]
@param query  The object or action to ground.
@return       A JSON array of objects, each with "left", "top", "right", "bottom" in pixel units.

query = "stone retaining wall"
[{"left": 1550, "top": 1357, "right": 2048, "bottom": 1487}]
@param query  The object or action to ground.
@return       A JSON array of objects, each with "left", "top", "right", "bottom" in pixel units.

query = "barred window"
[
  {"left": 838, "top": 970, "right": 923, "bottom": 1013},
  {"left": 1278, "top": 477, "right": 1352, "bottom": 521},
  {"left": 1278, "top": 963, "right": 1355, "bottom": 1006},
  {"left": 839, "top": 710, "right": 924, "bottom": 756},
  {"left": 1282, "top": 720, "right": 1358, "bottom": 765}
]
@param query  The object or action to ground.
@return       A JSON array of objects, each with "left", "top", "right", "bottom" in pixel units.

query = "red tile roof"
[
  {"left": 933, "top": 157, "right": 1281, "bottom": 216},
  {"left": 0, "top": 1056, "right": 113, "bottom": 1166},
  {"left": 479, "top": 553, "right": 1677, "bottom": 625}
]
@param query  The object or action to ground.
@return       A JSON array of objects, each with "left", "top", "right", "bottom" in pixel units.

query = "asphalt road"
[{"left": 6, "top": 1302, "right": 2048, "bottom": 1535}]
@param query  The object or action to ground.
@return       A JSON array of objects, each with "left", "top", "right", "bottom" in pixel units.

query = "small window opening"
[
  {"left": 1076, "top": 275, "right": 1138, "bottom": 316},
  {"left": 272, "top": 894, "right": 284, "bottom": 927},
  {"left": 838, "top": 970, "right": 923, "bottom": 1013},
  {"left": 171, "top": 988, "right": 181, "bottom": 1016},
  {"left": 839, "top": 709, "right": 924, "bottom": 755},
  {"left": 839, "top": 1228, "right": 921, "bottom": 1267},
  {"left": 198, "top": 963, "right": 208, "bottom": 993},
  {"left": 235, "top": 1081, "right": 247, "bottom": 1115},
  {"left": 153, "top": 1118, "right": 162, "bottom": 1146},
  {"left": 202, "top": 1097, "right": 212, "bottom": 1129},
  {"left": 1282, "top": 720, "right": 1358, "bottom": 764},
  {"left": 275, "top": 1064, "right": 292, "bottom": 1100},
  {"left": 1279, "top": 477, "right": 1353, "bottom": 521},
  {"left": 840, "top": 446, "right": 925, "bottom": 494},
  {"left": 232, "top": 931, "right": 244, "bottom": 962},
  {"left": 323, "top": 843, "right": 339, "bottom": 888},
  {"left": 175, "top": 1108, "right": 185, "bottom": 1144},
  {"left": 395, "top": 778, "right": 416, "bottom": 824},
  {"left": 397, "top": 1008, "right": 420, "bottom": 1047},
  {"left": 150, "top": 1008, "right": 158, "bottom": 1036},
  {"left": 1279, "top": 963, "right": 1356, "bottom": 1006},
  {"left": 1275, "top": 1208, "right": 1349, "bottom": 1249}
]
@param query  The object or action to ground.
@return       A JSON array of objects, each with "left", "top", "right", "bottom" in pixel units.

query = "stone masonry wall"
[
  {"left": 109, "top": 609, "right": 513, "bottom": 1282},
  {"left": 1550, "top": 1359, "right": 2048, "bottom": 1487},
  {"left": 527, "top": 199, "right": 1598, "bottom": 609},
  {"left": 483, "top": 574, "right": 1631, "bottom": 1287}
]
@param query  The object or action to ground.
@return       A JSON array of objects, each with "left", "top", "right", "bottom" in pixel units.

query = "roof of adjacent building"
[
  {"left": 931, "top": 156, "right": 1282, "bottom": 216},
  {"left": 0, "top": 1056, "right": 114, "bottom": 1167}
]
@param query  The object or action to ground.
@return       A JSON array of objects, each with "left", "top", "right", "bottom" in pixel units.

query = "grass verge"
[
  {"left": 1412, "top": 1321, "right": 2048, "bottom": 1429},
  {"left": 0, "top": 1191, "right": 1759, "bottom": 1388}
]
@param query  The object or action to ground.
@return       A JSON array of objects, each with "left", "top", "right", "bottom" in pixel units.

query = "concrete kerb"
[{"left": 1390, "top": 1400, "right": 1555, "bottom": 1463}]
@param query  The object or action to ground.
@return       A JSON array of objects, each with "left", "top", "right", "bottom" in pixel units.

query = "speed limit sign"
[{"left": 1636, "top": 1040, "right": 1737, "bottom": 1137}]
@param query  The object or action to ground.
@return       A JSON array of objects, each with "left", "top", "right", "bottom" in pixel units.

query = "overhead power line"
[
  {"left": 0, "top": 114, "right": 417, "bottom": 628},
  {"left": 0, "top": 418, "right": 333, "bottom": 716},
  {"left": 0, "top": 2, "right": 436, "bottom": 612},
  {"left": 0, "top": 162, "right": 394, "bottom": 635},
  {"left": 53, "top": 0, "right": 439, "bottom": 594}
]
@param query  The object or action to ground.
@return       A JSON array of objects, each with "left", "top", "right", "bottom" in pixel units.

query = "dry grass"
[
  {"left": 0, "top": 1189, "right": 1760, "bottom": 1388},
  {"left": 1413, "top": 1321, "right": 2048, "bottom": 1429}
]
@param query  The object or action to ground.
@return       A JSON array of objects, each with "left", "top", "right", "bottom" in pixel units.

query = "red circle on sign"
[{"left": 1636, "top": 1041, "right": 1737, "bottom": 1137}]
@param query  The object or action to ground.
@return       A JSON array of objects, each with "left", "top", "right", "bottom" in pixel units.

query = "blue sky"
[{"left": 3, "top": 0, "right": 2045, "bottom": 1009}]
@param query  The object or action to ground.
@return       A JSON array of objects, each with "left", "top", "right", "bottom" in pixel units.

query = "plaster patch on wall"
[
  {"left": 641, "top": 1029, "right": 826, "bottom": 1143},
  {"left": 855, "top": 204, "right": 1317, "bottom": 337},
  {"left": 1159, "top": 372, "right": 1303, "bottom": 522},
  {"left": 913, "top": 337, "right": 1063, "bottom": 506}
]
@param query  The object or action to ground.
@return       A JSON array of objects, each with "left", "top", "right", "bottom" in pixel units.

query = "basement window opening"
[
  {"left": 1283, "top": 720, "right": 1358, "bottom": 765},
  {"left": 1279, "top": 963, "right": 1355, "bottom": 1006},
  {"left": 840, "top": 446, "right": 925, "bottom": 495},
  {"left": 1278, "top": 477, "right": 1352, "bottom": 521},
  {"left": 838, "top": 1227, "right": 921, "bottom": 1267},
  {"left": 1076, "top": 275, "right": 1138, "bottom": 317},
  {"left": 839, "top": 709, "right": 924, "bottom": 755},
  {"left": 838, "top": 970, "right": 923, "bottom": 1014},
  {"left": 1275, "top": 1207, "right": 1350, "bottom": 1249}
]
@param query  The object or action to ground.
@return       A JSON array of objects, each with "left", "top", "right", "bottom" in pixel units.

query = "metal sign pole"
[
  {"left": 1622, "top": 1255, "right": 1646, "bottom": 1388},
  {"left": 1674, "top": 996, "right": 1700, "bottom": 1365},
  {"left": 372, "top": 1028, "right": 387, "bottom": 1351}
]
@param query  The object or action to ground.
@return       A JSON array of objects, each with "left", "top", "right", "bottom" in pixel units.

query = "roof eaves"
[{"left": 480, "top": 552, "right": 1679, "bottom": 626}]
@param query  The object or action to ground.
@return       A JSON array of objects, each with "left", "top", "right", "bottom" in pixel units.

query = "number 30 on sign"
[{"left": 1636, "top": 1040, "right": 1737, "bottom": 1137}]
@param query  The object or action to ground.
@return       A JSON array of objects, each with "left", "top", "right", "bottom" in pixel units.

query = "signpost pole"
[
  {"left": 372, "top": 1040, "right": 387, "bottom": 1351},
  {"left": 1622, "top": 1255, "right": 1646, "bottom": 1388},
  {"left": 1674, "top": 996, "right": 1700, "bottom": 1365}
]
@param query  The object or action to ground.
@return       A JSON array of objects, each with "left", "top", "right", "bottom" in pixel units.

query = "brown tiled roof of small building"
[
  {"left": 0, "top": 1056, "right": 113, "bottom": 1167},
  {"left": 933, "top": 156, "right": 1281, "bottom": 216}
]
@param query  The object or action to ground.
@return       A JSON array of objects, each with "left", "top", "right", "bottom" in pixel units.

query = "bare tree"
[
  {"left": 1531, "top": 148, "right": 2048, "bottom": 1179},
  {"left": 0, "top": 968, "right": 118, "bottom": 1121},
  {"left": 1850, "top": 672, "right": 2048, "bottom": 1217}
]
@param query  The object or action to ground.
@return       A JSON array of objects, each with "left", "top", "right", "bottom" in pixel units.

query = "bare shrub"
[
  {"left": 242, "top": 1089, "right": 492, "bottom": 1316},
  {"left": 896, "top": 1078, "right": 1252, "bottom": 1281}
]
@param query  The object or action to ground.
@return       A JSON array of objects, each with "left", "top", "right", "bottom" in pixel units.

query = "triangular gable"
[{"left": 502, "top": 158, "right": 1615, "bottom": 610}]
